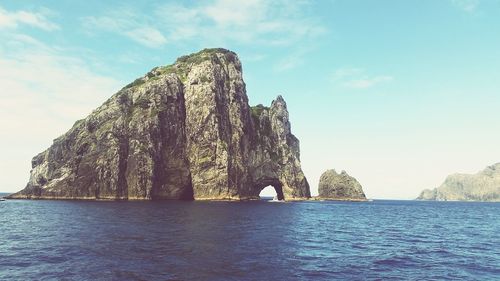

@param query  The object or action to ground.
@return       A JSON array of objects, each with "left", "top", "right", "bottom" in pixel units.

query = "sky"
[{"left": 1, "top": 0, "right": 500, "bottom": 199}]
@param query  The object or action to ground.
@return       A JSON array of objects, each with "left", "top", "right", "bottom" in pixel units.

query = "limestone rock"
[
  {"left": 8, "top": 48, "right": 310, "bottom": 201},
  {"left": 417, "top": 163, "right": 500, "bottom": 202},
  {"left": 318, "top": 169, "right": 366, "bottom": 200}
]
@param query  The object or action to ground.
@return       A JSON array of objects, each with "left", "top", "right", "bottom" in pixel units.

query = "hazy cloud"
[
  {"left": 82, "top": 13, "right": 167, "bottom": 48},
  {"left": 124, "top": 27, "right": 167, "bottom": 48},
  {"left": 0, "top": 28, "right": 122, "bottom": 191},
  {"left": 332, "top": 68, "right": 364, "bottom": 81},
  {"left": 157, "top": 0, "right": 325, "bottom": 46},
  {"left": 274, "top": 47, "right": 312, "bottom": 72},
  {"left": 451, "top": 0, "right": 480, "bottom": 12},
  {"left": 0, "top": 34, "right": 120, "bottom": 140},
  {"left": 0, "top": 6, "right": 59, "bottom": 31},
  {"left": 332, "top": 68, "right": 394, "bottom": 89},
  {"left": 82, "top": 0, "right": 325, "bottom": 52},
  {"left": 344, "top": 76, "right": 394, "bottom": 89}
]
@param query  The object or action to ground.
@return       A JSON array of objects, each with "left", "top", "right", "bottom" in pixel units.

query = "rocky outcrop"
[
  {"left": 8, "top": 48, "right": 310, "bottom": 201},
  {"left": 417, "top": 163, "right": 500, "bottom": 202},
  {"left": 318, "top": 169, "right": 366, "bottom": 200}
]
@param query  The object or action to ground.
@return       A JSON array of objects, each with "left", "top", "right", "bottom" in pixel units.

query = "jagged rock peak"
[
  {"left": 8, "top": 48, "right": 310, "bottom": 201},
  {"left": 417, "top": 163, "right": 500, "bottom": 202},
  {"left": 318, "top": 169, "right": 367, "bottom": 200}
]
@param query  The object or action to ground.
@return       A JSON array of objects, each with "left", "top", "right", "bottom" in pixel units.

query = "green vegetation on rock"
[
  {"left": 176, "top": 48, "right": 232, "bottom": 64},
  {"left": 250, "top": 104, "right": 273, "bottom": 136},
  {"left": 122, "top": 48, "right": 237, "bottom": 91},
  {"left": 251, "top": 104, "right": 268, "bottom": 117}
]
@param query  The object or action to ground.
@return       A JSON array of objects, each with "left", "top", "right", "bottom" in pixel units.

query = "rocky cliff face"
[
  {"left": 318, "top": 169, "right": 366, "bottom": 200},
  {"left": 8, "top": 48, "right": 310, "bottom": 201},
  {"left": 417, "top": 163, "right": 500, "bottom": 202}
]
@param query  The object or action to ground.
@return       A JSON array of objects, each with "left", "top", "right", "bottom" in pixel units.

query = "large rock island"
[
  {"left": 8, "top": 48, "right": 310, "bottom": 201},
  {"left": 317, "top": 169, "right": 367, "bottom": 201},
  {"left": 417, "top": 163, "right": 500, "bottom": 202}
]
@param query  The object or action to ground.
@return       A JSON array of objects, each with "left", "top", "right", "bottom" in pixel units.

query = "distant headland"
[{"left": 417, "top": 163, "right": 500, "bottom": 202}]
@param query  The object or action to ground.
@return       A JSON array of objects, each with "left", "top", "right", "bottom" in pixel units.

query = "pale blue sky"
[{"left": 1, "top": 0, "right": 499, "bottom": 198}]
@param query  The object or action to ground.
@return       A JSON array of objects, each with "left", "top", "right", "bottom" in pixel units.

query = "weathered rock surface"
[
  {"left": 318, "top": 169, "right": 366, "bottom": 200},
  {"left": 8, "top": 48, "right": 310, "bottom": 201},
  {"left": 417, "top": 163, "right": 500, "bottom": 202}
]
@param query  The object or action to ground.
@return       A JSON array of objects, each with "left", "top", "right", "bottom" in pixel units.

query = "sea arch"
[{"left": 254, "top": 178, "right": 285, "bottom": 200}]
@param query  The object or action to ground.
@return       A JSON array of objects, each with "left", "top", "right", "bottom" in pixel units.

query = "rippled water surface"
[{"left": 0, "top": 196, "right": 499, "bottom": 280}]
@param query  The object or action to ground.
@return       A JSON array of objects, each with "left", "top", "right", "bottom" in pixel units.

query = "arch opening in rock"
[{"left": 257, "top": 180, "right": 285, "bottom": 200}]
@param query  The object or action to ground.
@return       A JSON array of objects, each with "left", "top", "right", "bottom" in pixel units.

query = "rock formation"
[
  {"left": 417, "top": 163, "right": 500, "bottom": 202},
  {"left": 8, "top": 48, "right": 310, "bottom": 201},
  {"left": 318, "top": 169, "right": 366, "bottom": 200}
]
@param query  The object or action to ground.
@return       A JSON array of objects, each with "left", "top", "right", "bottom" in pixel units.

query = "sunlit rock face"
[
  {"left": 9, "top": 49, "right": 310, "bottom": 201},
  {"left": 417, "top": 163, "right": 500, "bottom": 202},
  {"left": 318, "top": 169, "right": 366, "bottom": 200}
]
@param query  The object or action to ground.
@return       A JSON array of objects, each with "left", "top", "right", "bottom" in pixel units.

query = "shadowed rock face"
[
  {"left": 318, "top": 169, "right": 366, "bottom": 200},
  {"left": 8, "top": 48, "right": 310, "bottom": 201},
  {"left": 417, "top": 163, "right": 500, "bottom": 202}
]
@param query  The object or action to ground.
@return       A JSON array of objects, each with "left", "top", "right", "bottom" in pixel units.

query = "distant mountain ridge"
[{"left": 417, "top": 163, "right": 500, "bottom": 202}]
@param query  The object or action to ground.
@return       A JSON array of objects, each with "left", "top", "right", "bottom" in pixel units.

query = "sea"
[{"left": 0, "top": 193, "right": 499, "bottom": 280}]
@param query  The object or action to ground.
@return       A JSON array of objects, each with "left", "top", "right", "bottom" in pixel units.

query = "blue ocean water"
[{"left": 0, "top": 196, "right": 499, "bottom": 280}]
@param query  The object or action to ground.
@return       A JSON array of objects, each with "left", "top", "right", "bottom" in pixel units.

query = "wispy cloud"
[
  {"left": 0, "top": 6, "right": 59, "bottom": 31},
  {"left": 124, "top": 27, "right": 167, "bottom": 48},
  {"left": 332, "top": 68, "right": 394, "bottom": 89},
  {"left": 332, "top": 68, "right": 364, "bottom": 81},
  {"left": 157, "top": 0, "right": 325, "bottom": 46},
  {"left": 451, "top": 0, "right": 480, "bottom": 13},
  {"left": 0, "top": 34, "right": 120, "bottom": 140},
  {"left": 81, "top": 0, "right": 325, "bottom": 53},
  {"left": 82, "top": 12, "right": 167, "bottom": 48},
  {"left": 274, "top": 47, "right": 312, "bottom": 72},
  {"left": 344, "top": 76, "right": 394, "bottom": 89},
  {"left": 0, "top": 27, "right": 122, "bottom": 191}
]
